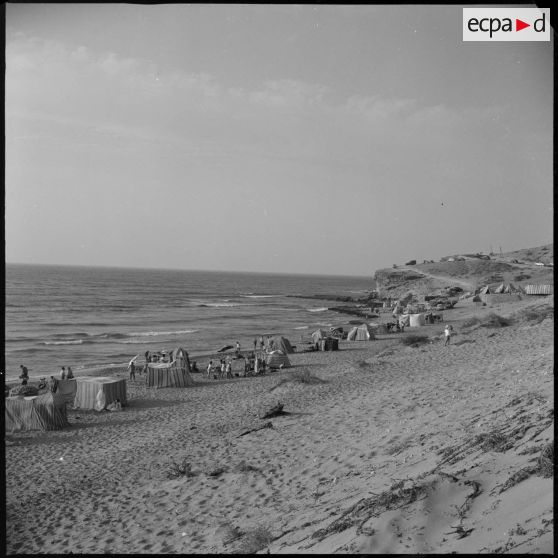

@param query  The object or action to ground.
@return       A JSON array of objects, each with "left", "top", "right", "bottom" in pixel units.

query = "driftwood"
[
  {"left": 236, "top": 421, "right": 273, "bottom": 438},
  {"left": 259, "top": 403, "right": 286, "bottom": 419}
]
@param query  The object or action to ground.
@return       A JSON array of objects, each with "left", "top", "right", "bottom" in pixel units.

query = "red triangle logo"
[{"left": 516, "top": 19, "right": 530, "bottom": 31}]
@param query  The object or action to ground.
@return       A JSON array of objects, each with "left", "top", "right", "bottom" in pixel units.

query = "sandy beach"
[{"left": 5, "top": 296, "right": 553, "bottom": 554}]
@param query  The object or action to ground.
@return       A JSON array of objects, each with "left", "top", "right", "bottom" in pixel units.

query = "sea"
[{"left": 5, "top": 264, "right": 372, "bottom": 381}]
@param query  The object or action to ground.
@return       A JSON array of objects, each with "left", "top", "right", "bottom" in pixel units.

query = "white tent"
[
  {"left": 409, "top": 313, "right": 426, "bottom": 327},
  {"left": 265, "top": 351, "right": 292, "bottom": 369},
  {"left": 346, "top": 324, "right": 375, "bottom": 341}
]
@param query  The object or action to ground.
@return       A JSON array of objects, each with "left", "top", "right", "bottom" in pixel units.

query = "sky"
[{"left": 5, "top": 4, "right": 553, "bottom": 276}]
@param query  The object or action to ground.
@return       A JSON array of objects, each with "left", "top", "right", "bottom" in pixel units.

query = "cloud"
[{"left": 7, "top": 34, "right": 506, "bottom": 172}]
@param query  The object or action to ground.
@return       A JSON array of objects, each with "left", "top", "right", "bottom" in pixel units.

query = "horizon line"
[{"left": 5, "top": 261, "right": 374, "bottom": 280}]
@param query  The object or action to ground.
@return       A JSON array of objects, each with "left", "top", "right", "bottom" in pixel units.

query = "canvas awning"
[
  {"left": 5, "top": 393, "right": 69, "bottom": 432},
  {"left": 73, "top": 377, "right": 127, "bottom": 410}
]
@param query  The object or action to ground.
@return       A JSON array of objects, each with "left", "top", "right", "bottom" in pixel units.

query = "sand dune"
[{"left": 5, "top": 297, "right": 553, "bottom": 554}]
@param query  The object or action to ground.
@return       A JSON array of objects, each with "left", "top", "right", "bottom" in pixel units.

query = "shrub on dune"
[
  {"left": 400, "top": 334, "right": 429, "bottom": 347},
  {"left": 481, "top": 312, "right": 512, "bottom": 328}
]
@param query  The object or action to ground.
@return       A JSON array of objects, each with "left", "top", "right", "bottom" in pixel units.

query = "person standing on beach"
[
  {"left": 59, "top": 366, "right": 66, "bottom": 380},
  {"left": 259, "top": 336, "right": 264, "bottom": 351},
  {"left": 225, "top": 358, "right": 232, "bottom": 378},
  {"left": 129, "top": 361, "right": 136, "bottom": 380},
  {"left": 253, "top": 338, "right": 257, "bottom": 351},
  {"left": 235, "top": 341, "right": 241, "bottom": 356},
  {"left": 207, "top": 360, "right": 213, "bottom": 378},
  {"left": 19, "top": 365, "right": 29, "bottom": 380},
  {"left": 48, "top": 376, "right": 59, "bottom": 393},
  {"left": 220, "top": 359, "right": 226, "bottom": 379},
  {"left": 444, "top": 324, "right": 453, "bottom": 346},
  {"left": 66, "top": 366, "right": 74, "bottom": 379}
]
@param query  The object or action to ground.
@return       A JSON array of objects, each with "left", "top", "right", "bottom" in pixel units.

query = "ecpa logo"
[{"left": 463, "top": 8, "right": 550, "bottom": 41}]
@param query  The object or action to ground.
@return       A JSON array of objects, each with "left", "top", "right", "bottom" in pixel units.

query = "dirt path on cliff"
[{"left": 401, "top": 266, "right": 475, "bottom": 291}]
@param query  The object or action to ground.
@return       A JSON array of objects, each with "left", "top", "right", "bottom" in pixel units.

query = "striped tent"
[
  {"left": 524, "top": 284, "right": 553, "bottom": 296},
  {"left": 5, "top": 392, "right": 69, "bottom": 432},
  {"left": 265, "top": 351, "right": 291, "bottom": 369},
  {"left": 347, "top": 324, "right": 375, "bottom": 341},
  {"left": 146, "top": 347, "right": 194, "bottom": 388}
]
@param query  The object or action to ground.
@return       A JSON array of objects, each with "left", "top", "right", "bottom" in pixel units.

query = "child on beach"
[{"left": 444, "top": 324, "right": 453, "bottom": 346}]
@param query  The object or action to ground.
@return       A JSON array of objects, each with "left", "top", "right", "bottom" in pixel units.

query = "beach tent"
[
  {"left": 478, "top": 286, "right": 492, "bottom": 295},
  {"left": 346, "top": 324, "right": 375, "bottom": 341},
  {"left": 318, "top": 337, "right": 339, "bottom": 351},
  {"left": 265, "top": 351, "right": 292, "bottom": 369},
  {"left": 74, "top": 377, "right": 128, "bottom": 409},
  {"left": 311, "top": 329, "right": 329, "bottom": 344},
  {"left": 494, "top": 283, "right": 506, "bottom": 294},
  {"left": 398, "top": 314, "right": 411, "bottom": 327},
  {"left": 524, "top": 284, "right": 553, "bottom": 296},
  {"left": 268, "top": 336, "right": 294, "bottom": 354},
  {"left": 5, "top": 392, "right": 69, "bottom": 432},
  {"left": 329, "top": 326, "right": 344, "bottom": 338},
  {"left": 146, "top": 347, "right": 194, "bottom": 388},
  {"left": 409, "top": 313, "right": 426, "bottom": 327},
  {"left": 57, "top": 379, "right": 77, "bottom": 406},
  {"left": 494, "top": 282, "right": 523, "bottom": 294},
  {"left": 372, "top": 323, "right": 389, "bottom": 335}
]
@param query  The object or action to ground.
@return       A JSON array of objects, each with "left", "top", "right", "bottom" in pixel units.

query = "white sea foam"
[
  {"left": 294, "top": 326, "right": 309, "bottom": 330},
  {"left": 241, "top": 295, "right": 281, "bottom": 298},
  {"left": 134, "top": 329, "right": 199, "bottom": 337},
  {"left": 307, "top": 307, "right": 328, "bottom": 313},
  {"left": 42, "top": 339, "right": 83, "bottom": 345}
]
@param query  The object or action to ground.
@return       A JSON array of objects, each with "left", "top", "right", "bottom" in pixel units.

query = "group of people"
[
  {"left": 206, "top": 351, "right": 267, "bottom": 380},
  {"left": 385, "top": 321, "right": 405, "bottom": 333},
  {"left": 19, "top": 364, "right": 75, "bottom": 390},
  {"left": 58, "top": 366, "right": 74, "bottom": 380},
  {"left": 206, "top": 358, "right": 234, "bottom": 379}
]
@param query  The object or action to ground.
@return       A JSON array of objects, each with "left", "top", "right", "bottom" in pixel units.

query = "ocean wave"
[
  {"left": 307, "top": 307, "right": 329, "bottom": 313},
  {"left": 133, "top": 329, "right": 199, "bottom": 337},
  {"left": 199, "top": 303, "right": 242, "bottom": 308},
  {"left": 50, "top": 332, "right": 91, "bottom": 339},
  {"left": 241, "top": 295, "right": 281, "bottom": 299},
  {"left": 294, "top": 326, "right": 309, "bottom": 330},
  {"left": 98, "top": 333, "right": 128, "bottom": 340},
  {"left": 41, "top": 339, "right": 84, "bottom": 346}
]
